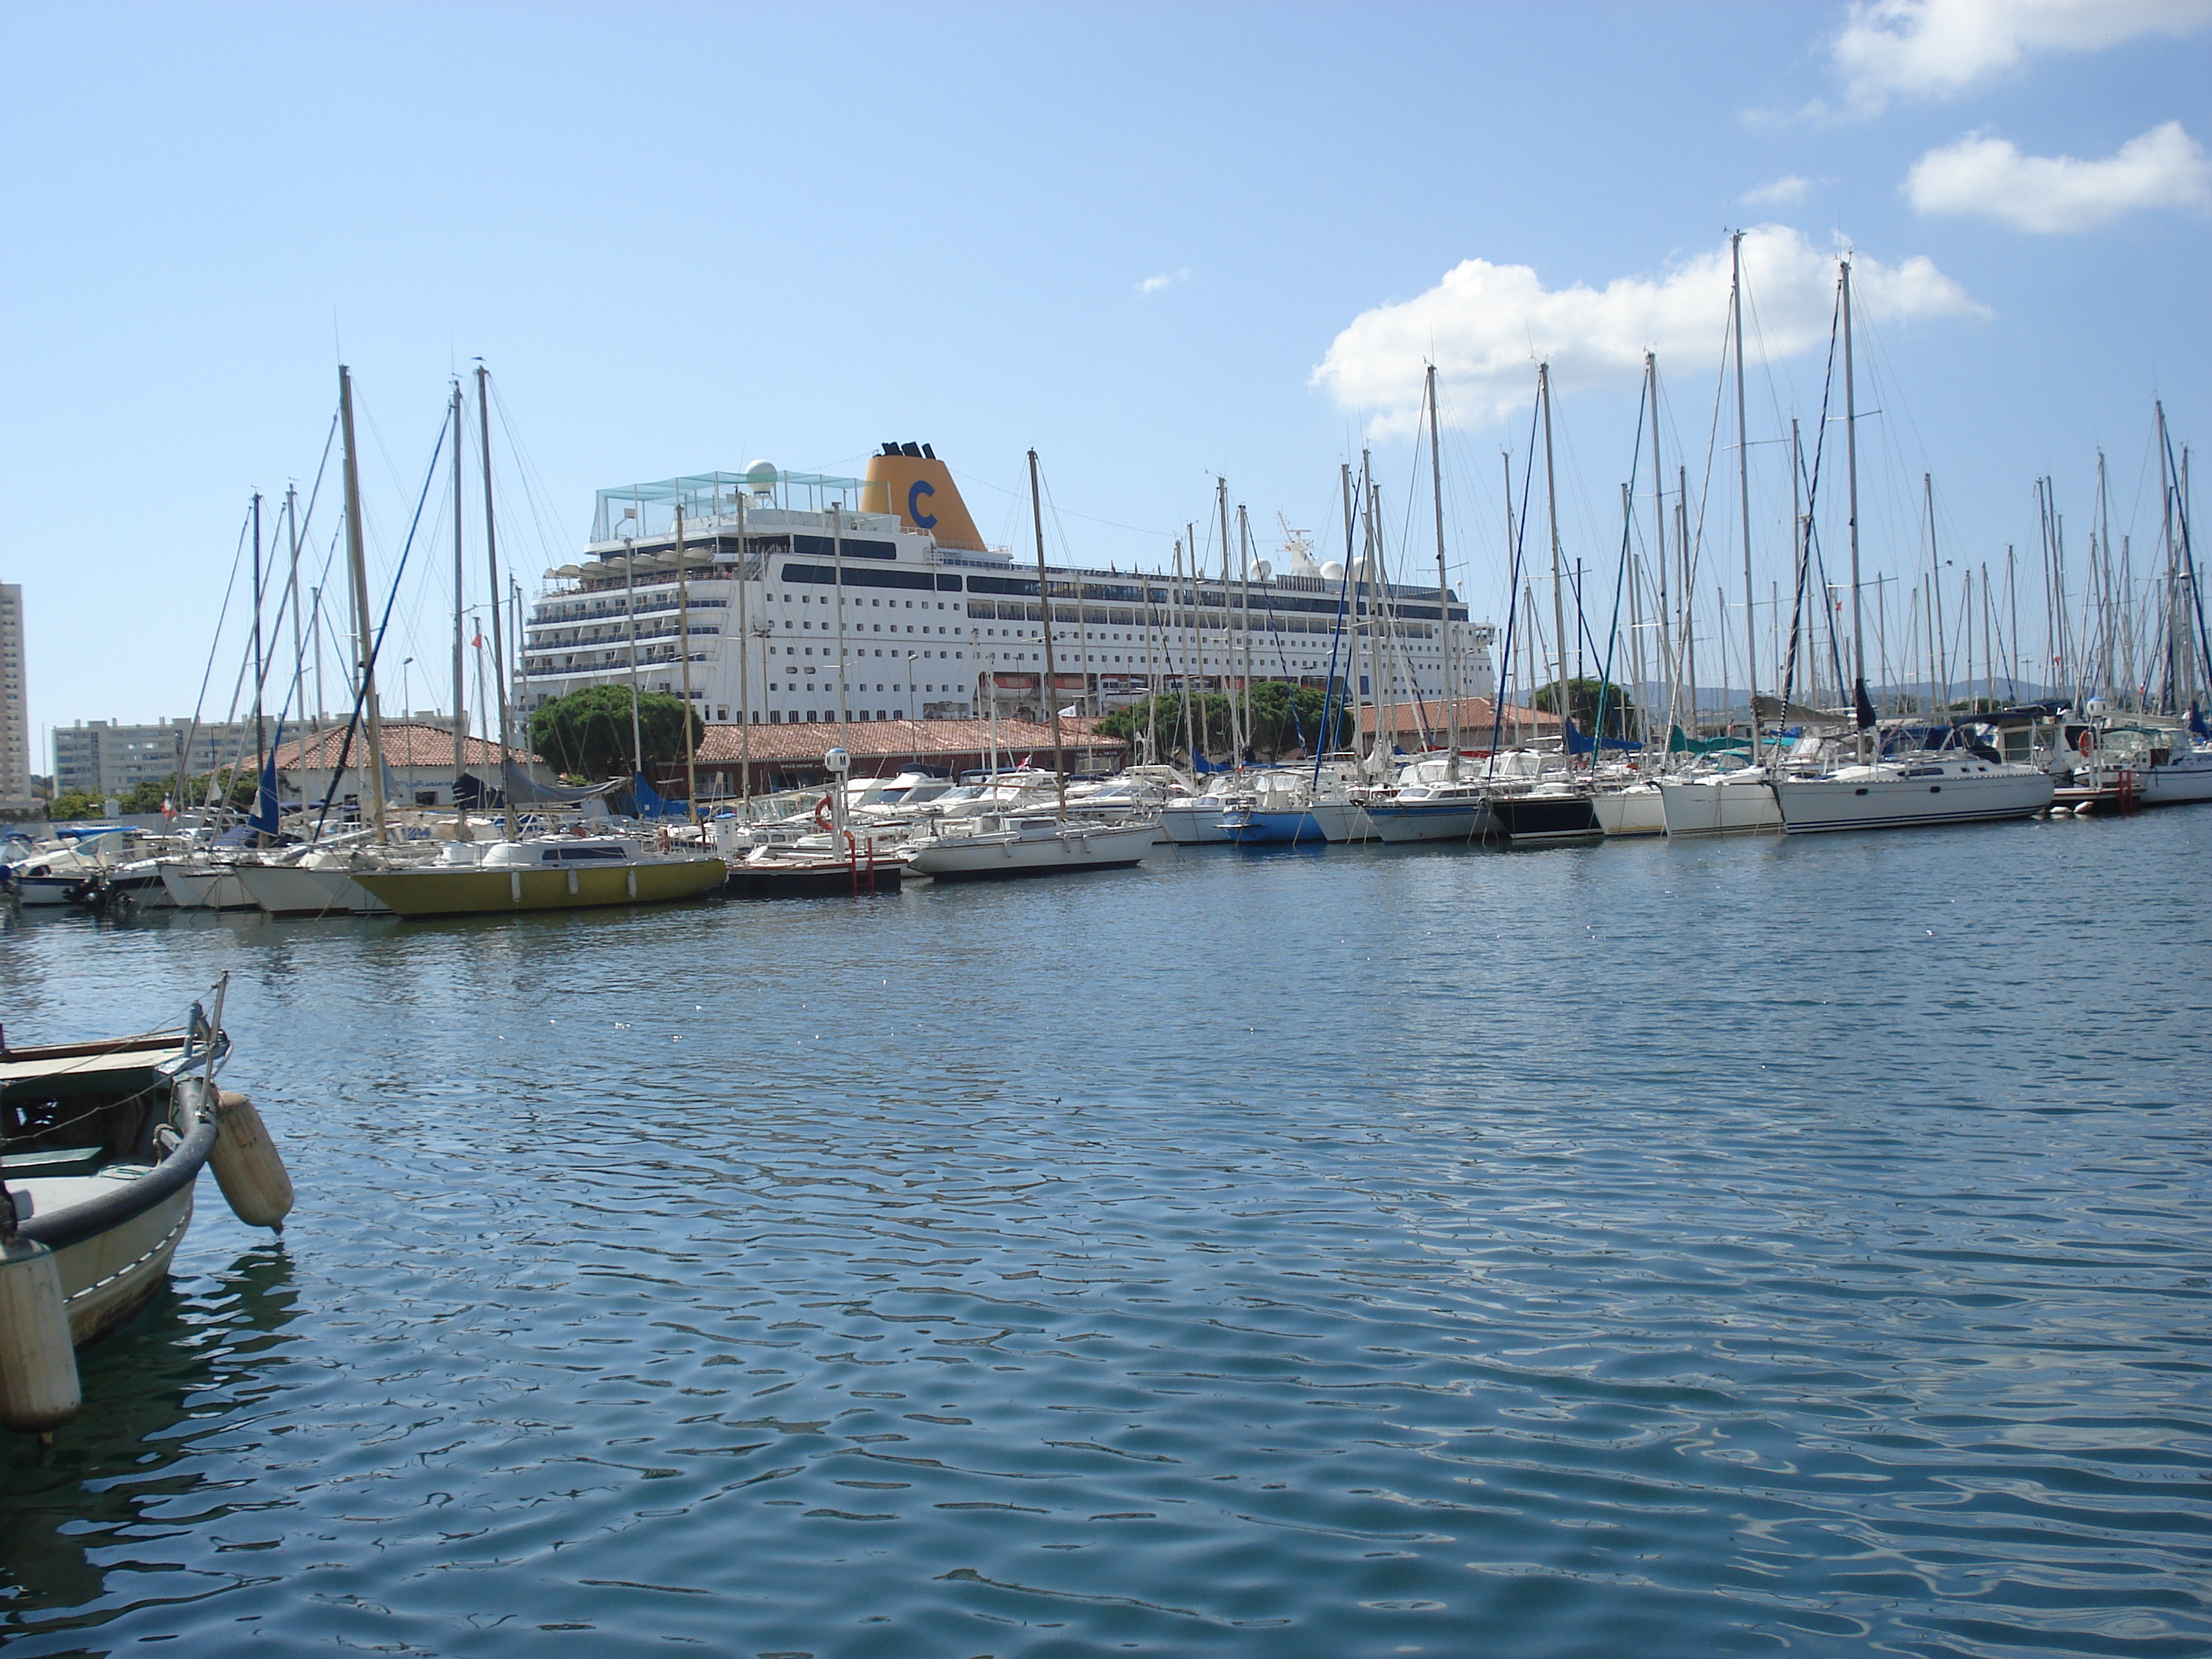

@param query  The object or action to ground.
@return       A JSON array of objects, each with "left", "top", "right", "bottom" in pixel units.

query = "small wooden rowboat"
[{"left": 0, "top": 981, "right": 292, "bottom": 1437}]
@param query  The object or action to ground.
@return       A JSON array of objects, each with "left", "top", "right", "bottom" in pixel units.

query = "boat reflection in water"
[{"left": 0, "top": 1241, "right": 301, "bottom": 1647}]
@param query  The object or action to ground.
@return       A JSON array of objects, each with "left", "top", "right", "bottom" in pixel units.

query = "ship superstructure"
[{"left": 519, "top": 445, "right": 1495, "bottom": 731}]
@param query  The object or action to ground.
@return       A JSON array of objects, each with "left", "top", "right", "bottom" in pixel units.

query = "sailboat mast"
[
  {"left": 338, "top": 366, "right": 389, "bottom": 843},
  {"left": 1238, "top": 503, "right": 1254, "bottom": 758},
  {"left": 251, "top": 492, "right": 267, "bottom": 789},
  {"left": 1540, "top": 362, "right": 1569, "bottom": 756},
  {"left": 1217, "top": 478, "right": 1237, "bottom": 764},
  {"left": 1426, "top": 364, "right": 1459, "bottom": 775},
  {"left": 1029, "top": 449, "right": 1066, "bottom": 814},
  {"left": 451, "top": 382, "right": 467, "bottom": 780},
  {"left": 474, "top": 364, "right": 515, "bottom": 840},
  {"left": 677, "top": 502, "right": 697, "bottom": 822},
  {"left": 1841, "top": 260, "right": 1867, "bottom": 744},
  {"left": 1500, "top": 451, "right": 1518, "bottom": 754},
  {"left": 1679, "top": 467, "right": 1696, "bottom": 738},
  {"left": 832, "top": 502, "right": 849, "bottom": 745},
  {"left": 1177, "top": 536, "right": 1196, "bottom": 767},
  {"left": 736, "top": 491, "right": 751, "bottom": 804},
  {"left": 1923, "top": 474, "right": 1945, "bottom": 713},
  {"left": 285, "top": 485, "right": 306, "bottom": 753},
  {"left": 1646, "top": 353, "right": 1668, "bottom": 735},
  {"left": 1731, "top": 232, "right": 1757, "bottom": 751}
]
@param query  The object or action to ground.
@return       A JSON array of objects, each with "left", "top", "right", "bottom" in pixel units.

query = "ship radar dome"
[
  {"left": 1320, "top": 560, "right": 1346, "bottom": 581},
  {"left": 744, "top": 460, "right": 778, "bottom": 495}
]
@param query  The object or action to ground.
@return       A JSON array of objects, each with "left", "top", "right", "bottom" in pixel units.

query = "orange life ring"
[
  {"left": 2075, "top": 730, "right": 2093, "bottom": 756},
  {"left": 813, "top": 794, "right": 835, "bottom": 831}
]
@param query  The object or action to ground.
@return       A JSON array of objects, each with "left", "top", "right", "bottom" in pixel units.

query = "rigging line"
[
  {"left": 1784, "top": 284, "right": 1844, "bottom": 704},
  {"left": 1485, "top": 390, "right": 1544, "bottom": 762},
  {"left": 1311, "top": 465, "right": 1362, "bottom": 789},
  {"left": 1683, "top": 295, "right": 1732, "bottom": 688},
  {"left": 950, "top": 466, "right": 1170, "bottom": 541},
  {"left": 2158, "top": 418, "right": 2212, "bottom": 694},
  {"left": 309, "top": 405, "right": 455, "bottom": 842},
  {"left": 487, "top": 376, "right": 572, "bottom": 584},
  {"left": 172, "top": 506, "right": 256, "bottom": 799},
  {"left": 1589, "top": 374, "right": 1651, "bottom": 751}
]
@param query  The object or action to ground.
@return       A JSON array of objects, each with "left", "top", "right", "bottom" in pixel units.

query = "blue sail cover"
[
  {"left": 628, "top": 773, "right": 688, "bottom": 819},
  {"left": 247, "top": 721, "right": 285, "bottom": 835},
  {"left": 1563, "top": 718, "right": 1643, "bottom": 755}
]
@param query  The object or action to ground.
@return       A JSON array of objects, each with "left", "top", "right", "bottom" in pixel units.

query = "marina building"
[
  {"left": 51, "top": 717, "right": 262, "bottom": 799},
  {"left": 0, "top": 584, "right": 31, "bottom": 816},
  {"left": 270, "top": 721, "right": 547, "bottom": 811},
  {"left": 519, "top": 447, "right": 1496, "bottom": 741}
]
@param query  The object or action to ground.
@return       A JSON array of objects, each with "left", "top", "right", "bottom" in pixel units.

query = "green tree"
[
  {"left": 1533, "top": 677, "right": 1638, "bottom": 739},
  {"left": 47, "top": 789, "right": 106, "bottom": 820},
  {"left": 1096, "top": 682, "right": 1349, "bottom": 763},
  {"left": 46, "top": 770, "right": 254, "bottom": 822},
  {"left": 529, "top": 685, "right": 702, "bottom": 781}
]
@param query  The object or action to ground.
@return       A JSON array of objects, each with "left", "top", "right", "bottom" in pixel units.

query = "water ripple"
[{"left": 2, "top": 810, "right": 2208, "bottom": 1656}]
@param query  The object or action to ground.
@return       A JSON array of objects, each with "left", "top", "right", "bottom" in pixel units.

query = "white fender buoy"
[
  {"left": 210, "top": 1090, "right": 295, "bottom": 1232},
  {"left": 0, "top": 1236, "right": 81, "bottom": 1436},
  {"left": 2073, "top": 800, "right": 2093, "bottom": 817}
]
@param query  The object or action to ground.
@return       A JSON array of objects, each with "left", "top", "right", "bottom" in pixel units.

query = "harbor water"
[{"left": 3, "top": 811, "right": 2208, "bottom": 1657}]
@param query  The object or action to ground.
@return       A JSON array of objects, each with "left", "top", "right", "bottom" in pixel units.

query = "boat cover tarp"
[
  {"left": 1752, "top": 694, "right": 1844, "bottom": 725},
  {"left": 456, "top": 770, "right": 620, "bottom": 808},
  {"left": 1667, "top": 726, "right": 1751, "bottom": 756},
  {"left": 626, "top": 774, "right": 690, "bottom": 819},
  {"left": 1563, "top": 718, "right": 1642, "bottom": 754}
]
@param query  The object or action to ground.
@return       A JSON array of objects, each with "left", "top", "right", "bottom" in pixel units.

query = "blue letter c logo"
[{"left": 907, "top": 479, "right": 937, "bottom": 529}]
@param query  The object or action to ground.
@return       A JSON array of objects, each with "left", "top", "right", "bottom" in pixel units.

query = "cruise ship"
[{"left": 518, "top": 446, "right": 1495, "bottom": 731}]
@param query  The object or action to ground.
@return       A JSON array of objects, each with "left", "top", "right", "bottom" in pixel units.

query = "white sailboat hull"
[
  {"left": 1361, "top": 800, "right": 1491, "bottom": 842},
  {"left": 159, "top": 862, "right": 256, "bottom": 910},
  {"left": 1304, "top": 800, "right": 1377, "bottom": 843},
  {"left": 238, "top": 863, "right": 390, "bottom": 917},
  {"left": 1657, "top": 778, "right": 1782, "bottom": 836},
  {"left": 1157, "top": 802, "right": 1237, "bottom": 844},
  {"left": 2138, "top": 756, "right": 2212, "bottom": 806},
  {"left": 1592, "top": 784, "right": 1666, "bottom": 837},
  {"left": 1774, "top": 764, "right": 2053, "bottom": 833},
  {"left": 906, "top": 821, "right": 1156, "bottom": 880}
]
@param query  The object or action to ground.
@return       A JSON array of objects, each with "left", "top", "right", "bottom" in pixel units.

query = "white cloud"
[
  {"left": 1136, "top": 269, "right": 1189, "bottom": 297},
  {"left": 1311, "top": 226, "right": 1987, "bottom": 434},
  {"left": 1905, "top": 120, "right": 2212, "bottom": 231},
  {"left": 1832, "top": 0, "right": 2212, "bottom": 112},
  {"left": 1741, "top": 174, "right": 1812, "bottom": 207}
]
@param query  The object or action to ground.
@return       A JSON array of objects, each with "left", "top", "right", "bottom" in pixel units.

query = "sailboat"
[
  {"left": 1771, "top": 261, "right": 2053, "bottom": 833},
  {"left": 1655, "top": 239, "right": 1784, "bottom": 838}
]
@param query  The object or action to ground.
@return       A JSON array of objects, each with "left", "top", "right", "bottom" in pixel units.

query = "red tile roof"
[
  {"left": 1360, "top": 697, "right": 1558, "bottom": 739},
  {"left": 272, "top": 721, "right": 540, "bottom": 769},
  {"left": 693, "top": 717, "right": 1124, "bottom": 766}
]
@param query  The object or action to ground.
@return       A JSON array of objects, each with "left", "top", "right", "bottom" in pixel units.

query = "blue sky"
[{"left": 4, "top": 1, "right": 2207, "bottom": 757}]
